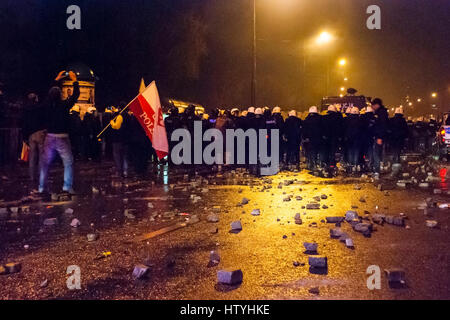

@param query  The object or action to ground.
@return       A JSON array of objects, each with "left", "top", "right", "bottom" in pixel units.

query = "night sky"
[{"left": 0, "top": 0, "right": 449, "bottom": 114}]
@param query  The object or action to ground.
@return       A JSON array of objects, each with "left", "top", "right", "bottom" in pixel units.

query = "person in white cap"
[
  {"left": 322, "top": 103, "right": 344, "bottom": 168},
  {"left": 303, "top": 106, "right": 322, "bottom": 170},
  {"left": 360, "top": 104, "right": 376, "bottom": 171},
  {"left": 389, "top": 106, "right": 408, "bottom": 164},
  {"left": 344, "top": 106, "right": 362, "bottom": 171},
  {"left": 271, "top": 106, "right": 285, "bottom": 164},
  {"left": 284, "top": 110, "right": 302, "bottom": 167}
]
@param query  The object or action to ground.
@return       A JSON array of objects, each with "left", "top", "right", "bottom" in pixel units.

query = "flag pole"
[{"left": 96, "top": 82, "right": 153, "bottom": 139}]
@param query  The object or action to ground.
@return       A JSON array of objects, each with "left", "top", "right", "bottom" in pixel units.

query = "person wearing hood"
[
  {"left": 389, "top": 107, "right": 408, "bottom": 164},
  {"left": 302, "top": 106, "right": 322, "bottom": 170},
  {"left": 38, "top": 70, "right": 80, "bottom": 195},
  {"left": 371, "top": 98, "right": 389, "bottom": 174},
  {"left": 344, "top": 107, "right": 362, "bottom": 171},
  {"left": 22, "top": 92, "right": 46, "bottom": 183},
  {"left": 284, "top": 110, "right": 302, "bottom": 167},
  {"left": 321, "top": 104, "right": 343, "bottom": 167}
]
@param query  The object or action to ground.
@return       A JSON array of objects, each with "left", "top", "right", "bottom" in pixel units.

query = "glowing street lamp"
[
  {"left": 344, "top": 77, "right": 348, "bottom": 81},
  {"left": 340, "top": 87, "right": 345, "bottom": 91},
  {"left": 316, "top": 31, "right": 333, "bottom": 45},
  {"left": 338, "top": 58, "right": 347, "bottom": 67},
  {"left": 417, "top": 98, "right": 421, "bottom": 102},
  {"left": 431, "top": 92, "right": 437, "bottom": 98}
]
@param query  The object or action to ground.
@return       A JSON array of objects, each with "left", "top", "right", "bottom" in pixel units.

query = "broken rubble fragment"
[
  {"left": 70, "top": 218, "right": 81, "bottom": 228},
  {"left": 65, "top": 208, "right": 74, "bottom": 215},
  {"left": 241, "top": 197, "right": 249, "bottom": 205},
  {"left": 353, "top": 223, "right": 372, "bottom": 233},
  {"left": 425, "top": 220, "right": 438, "bottom": 228},
  {"left": 303, "top": 242, "right": 318, "bottom": 252},
  {"left": 295, "top": 196, "right": 303, "bottom": 201},
  {"left": 230, "top": 221, "right": 242, "bottom": 231},
  {"left": 250, "top": 209, "right": 260, "bottom": 216},
  {"left": 207, "top": 214, "right": 220, "bottom": 223},
  {"left": 132, "top": 264, "right": 150, "bottom": 279},
  {"left": 345, "top": 211, "right": 358, "bottom": 222},
  {"left": 217, "top": 269, "right": 243, "bottom": 285},
  {"left": 306, "top": 203, "right": 320, "bottom": 210},
  {"left": 308, "top": 256, "right": 327, "bottom": 268},
  {"left": 147, "top": 203, "right": 154, "bottom": 208},
  {"left": 187, "top": 215, "right": 199, "bottom": 224},
  {"left": 371, "top": 214, "right": 385, "bottom": 224},
  {"left": 385, "top": 268, "right": 406, "bottom": 283},
  {"left": 330, "top": 228, "right": 344, "bottom": 238},
  {"left": 209, "top": 251, "right": 220, "bottom": 265},
  {"left": 43, "top": 218, "right": 58, "bottom": 226},
  {"left": 326, "top": 216, "right": 344, "bottom": 223},
  {"left": 40, "top": 279, "right": 48, "bottom": 288},
  {"left": 87, "top": 233, "right": 98, "bottom": 242},
  {"left": 345, "top": 238, "right": 354, "bottom": 248}
]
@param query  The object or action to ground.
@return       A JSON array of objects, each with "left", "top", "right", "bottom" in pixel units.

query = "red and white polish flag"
[{"left": 129, "top": 81, "right": 168, "bottom": 160}]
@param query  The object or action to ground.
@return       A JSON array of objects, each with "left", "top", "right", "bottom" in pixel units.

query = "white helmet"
[
  {"left": 309, "top": 106, "right": 318, "bottom": 114},
  {"left": 248, "top": 107, "right": 255, "bottom": 113},
  {"left": 350, "top": 107, "right": 359, "bottom": 115},
  {"left": 395, "top": 107, "right": 403, "bottom": 115}
]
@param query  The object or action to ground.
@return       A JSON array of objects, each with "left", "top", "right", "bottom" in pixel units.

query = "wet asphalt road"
[{"left": 0, "top": 161, "right": 449, "bottom": 299}]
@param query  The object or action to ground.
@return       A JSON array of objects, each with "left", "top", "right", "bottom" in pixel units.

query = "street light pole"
[{"left": 251, "top": 0, "right": 257, "bottom": 106}]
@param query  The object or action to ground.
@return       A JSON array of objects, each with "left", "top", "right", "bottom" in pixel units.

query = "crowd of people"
[
  {"left": 15, "top": 70, "right": 442, "bottom": 195},
  {"left": 163, "top": 100, "right": 440, "bottom": 176}
]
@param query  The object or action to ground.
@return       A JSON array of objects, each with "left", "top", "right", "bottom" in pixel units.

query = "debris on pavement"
[{"left": 217, "top": 269, "right": 243, "bottom": 285}]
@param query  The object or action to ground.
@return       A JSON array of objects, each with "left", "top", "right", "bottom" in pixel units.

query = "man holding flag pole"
[{"left": 98, "top": 80, "right": 169, "bottom": 177}]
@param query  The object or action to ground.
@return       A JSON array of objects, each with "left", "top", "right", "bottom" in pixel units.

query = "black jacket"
[
  {"left": 303, "top": 113, "right": 322, "bottom": 144},
  {"left": 373, "top": 106, "right": 389, "bottom": 140},
  {"left": 284, "top": 115, "right": 302, "bottom": 145},
  {"left": 43, "top": 82, "right": 80, "bottom": 134},
  {"left": 22, "top": 102, "right": 45, "bottom": 139},
  {"left": 389, "top": 114, "right": 408, "bottom": 146}
]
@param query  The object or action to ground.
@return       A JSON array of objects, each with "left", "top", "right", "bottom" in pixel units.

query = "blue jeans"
[{"left": 39, "top": 135, "right": 74, "bottom": 192}]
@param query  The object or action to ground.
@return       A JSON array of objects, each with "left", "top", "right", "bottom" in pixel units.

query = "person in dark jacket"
[
  {"left": 82, "top": 106, "right": 101, "bottom": 161},
  {"left": 127, "top": 109, "right": 152, "bottom": 177},
  {"left": 371, "top": 98, "right": 389, "bottom": 174},
  {"left": 303, "top": 106, "right": 322, "bottom": 170},
  {"left": 321, "top": 105, "right": 343, "bottom": 167},
  {"left": 272, "top": 107, "right": 285, "bottom": 165},
  {"left": 284, "top": 110, "right": 302, "bottom": 167},
  {"left": 360, "top": 106, "right": 376, "bottom": 171},
  {"left": 108, "top": 106, "right": 129, "bottom": 177},
  {"left": 68, "top": 105, "right": 83, "bottom": 160},
  {"left": 22, "top": 92, "right": 46, "bottom": 182},
  {"left": 38, "top": 70, "right": 80, "bottom": 194},
  {"left": 344, "top": 107, "right": 362, "bottom": 170},
  {"left": 426, "top": 116, "right": 438, "bottom": 154},
  {"left": 389, "top": 107, "right": 408, "bottom": 164},
  {"left": 164, "top": 106, "right": 182, "bottom": 166}
]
